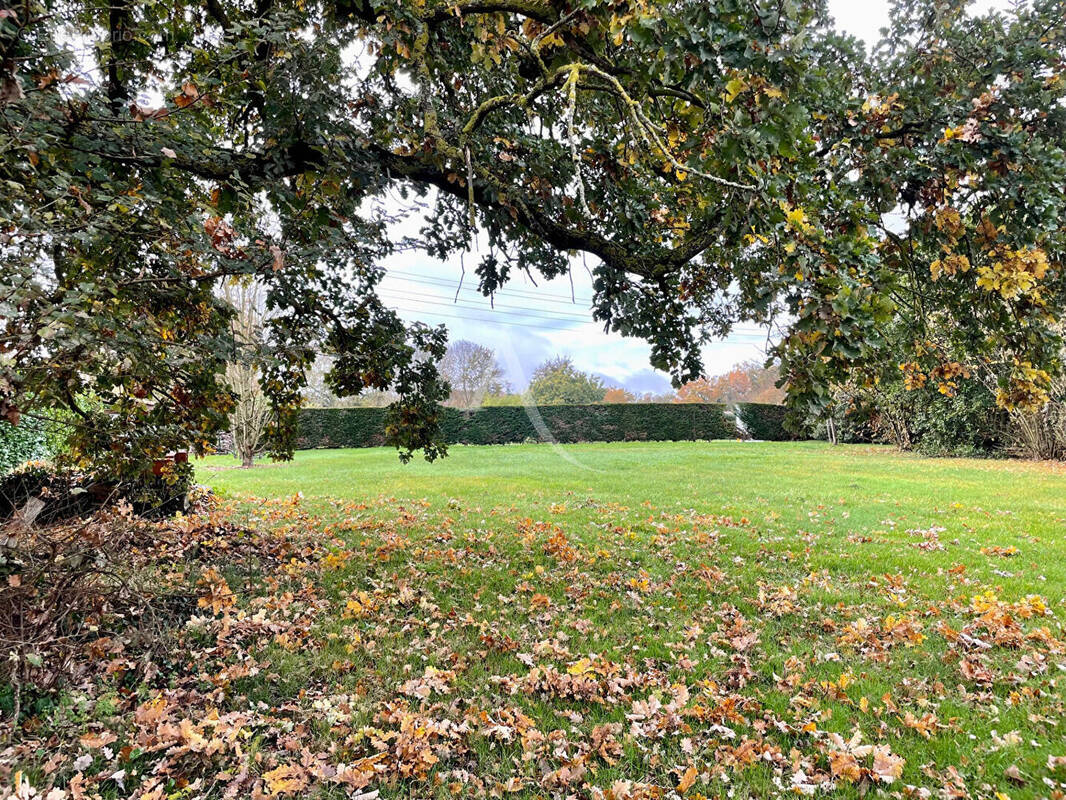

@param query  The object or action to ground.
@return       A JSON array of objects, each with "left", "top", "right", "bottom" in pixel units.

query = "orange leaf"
[{"left": 677, "top": 765, "right": 698, "bottom": 793}]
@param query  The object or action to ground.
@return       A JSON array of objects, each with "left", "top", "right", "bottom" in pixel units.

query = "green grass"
[
  {"left": 21, "top": 441, "right": 1064, "bottom": 799},
  {"left": 187, "top": 442, "right": 1066, "bottom": 797},
  {"left": 201, "top": 441, "right": 1066, "bottom": 595}
]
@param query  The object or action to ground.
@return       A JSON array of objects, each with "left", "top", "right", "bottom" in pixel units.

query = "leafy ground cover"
[{"left": 4, "top": 441, "right": 1066, "bottom": 799}]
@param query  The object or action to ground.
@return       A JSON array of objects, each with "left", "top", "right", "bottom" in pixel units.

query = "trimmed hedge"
[
  {"left": 297, "top": 403, "right": 737, "bottom": 450},
  {"left": 735, "top": 403, "right": 794, "bottom": 441}
]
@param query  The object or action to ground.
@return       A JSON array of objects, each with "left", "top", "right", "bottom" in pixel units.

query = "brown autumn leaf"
[
  {"left": 1005, "top": 764, "right": 1025, "bottom": 785},
  {"left": 262, "top": 764, "right": 309, "bottom": 796},
  {"left": 79, "top": 730, "right": 118, "bottom": 749},
  {"left": 677, "top": 765, "right": 697, "bottom": 793},
  {"left": 270, "top": 244, "right": 285, "bottom": 272},
  {"left": 959, "top": 657, "right": 995, "bottom": 686},
  {"left": 829, "top": 751, "right": 862, "bottom": 783},
  {"left": 870, "top": 746, "right": 904, "bottom": 784},
  {"left": 174, "top": 81, "right": 199, "bottom": 108}
]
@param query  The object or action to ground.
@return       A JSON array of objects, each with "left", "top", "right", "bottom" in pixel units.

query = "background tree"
[
  {"left": 676, "top": 361, "right": 785, "bottom": 405},
  {"left": 220, "top": 281, "right": 271, "bottom": 468},
  {"left": 438, "top": 341, "right": 507, "bottom": 409},
  {"left": 527, "top": 357, "right": 605, "bottom": 406},
  {"left": 602, "top": 387, "right": 634, "bottom": 404},
  {"left": 674, "top": 379, "right": 717, "bottom": 405},
  {"left": 304, "top": 356, "right": 399, "bottom": 409},
  {"left": 481, "top": 393, "right": 525, "bottom": 407},
  {"left": 638, "top": 391, "right": 679, "bottom": 404}
]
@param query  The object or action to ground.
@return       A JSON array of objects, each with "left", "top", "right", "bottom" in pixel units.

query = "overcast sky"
[{"left": 379, "top": 0, "right": 1009, "bottom": 395}]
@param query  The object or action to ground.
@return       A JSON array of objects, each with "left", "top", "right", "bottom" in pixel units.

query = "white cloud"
[{"left": 827, "top": 0, "right": 1011, "bottom": 46}]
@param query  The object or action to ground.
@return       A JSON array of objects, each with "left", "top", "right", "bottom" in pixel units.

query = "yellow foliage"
[
  {"left": 262, "top": 764, "right": 309, "bottom": 796},
  {"left": 929, "top": 361, "right": 971, "bottom": 397},
  {"left": 898, "top": 362, "right": 927, "bottom": 390},
  {"left": 934, "top": 206, "right": 964, "bottom": 241},
  {"left": 976, "top": 247, "right": 1049, "bottom": 300},
  {"left": 725, "top": 75, "right": 748, "bottom": 104},
  {"left": 996, "top": 360, "right": 1051, "bottom": 412},
  {"left": 782, "top": 203, "right": 815, "bottom": 235},
  {"left": 929, "top": 253, "right": 970, "bottom": 281}
]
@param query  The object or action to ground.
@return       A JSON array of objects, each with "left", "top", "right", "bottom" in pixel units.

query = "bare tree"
[
  {"left": 438, "top": 341, "right": 507, "bottom": 409},
  {"left": 303, "top": 354, "right": 399, "bottom": 408},
  {"left": 220, "top": 281, "right": 270, "bottom": 468}
]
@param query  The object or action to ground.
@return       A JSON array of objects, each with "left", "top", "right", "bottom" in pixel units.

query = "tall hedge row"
[
  {"left": 297, "top": 403, "right": 738, "bottom": 450},
  {"left": 735, "top": 403, "right": 794, "bottom": 441}
]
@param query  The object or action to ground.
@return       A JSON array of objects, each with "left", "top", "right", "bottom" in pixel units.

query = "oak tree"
[{"left": 1, "top": 0, "right": 1063, "bottom": 476}]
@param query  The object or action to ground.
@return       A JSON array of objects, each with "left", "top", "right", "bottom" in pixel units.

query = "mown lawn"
[
  {"left": 195, "top": 442, "right": 1066, "bottom": 797},
  {"left": 12, "top": 442, "right": 1066, "bottom": 799}
]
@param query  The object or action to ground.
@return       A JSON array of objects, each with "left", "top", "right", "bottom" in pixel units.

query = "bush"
[
  {"left": 1005, "top": 371, "right": 1066, "bottom": 460},
  {"left": 299, "top": 407, "right": 390, "bottom": 448},
  {"left": 909, "top": 384, "right": 1008, "bottom": 457},
  {"left": 297, "top": 403, "right": 738, "bottom": 449},
  {"left": 735, "top": 404, "right": 793, "bottom": 441},
  {"left": 0, "top": 418, "right": 48, "bottom": 475},
  {"left": 0, "top": 507, "right": 163, "bottom": 717},
  {"left": 0, "top": 494, "right": 248, "bottom": 721},
  {"left": 834, "top": 377, "right": 1007, "bottom": 456}
]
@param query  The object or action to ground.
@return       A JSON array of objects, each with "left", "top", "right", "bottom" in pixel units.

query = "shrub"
[
  {"left": 0, "top": 418, "right": 48, "bottom": 475},
  {"left": 297, "top": 403, "right": 738, "bottom": 449},
  {"left": 0, "top": 508, "right": 162, "bottom": 718},
  {"left": 735, "top": 404, "right": 793, "bottom": 441},
  {"left": 1005, "top": 371, "right": 1066, "bottom": 460},
  {"left": 909, "top": 384, "right": 1008, "bottom": 457},
  {"left": 0, "top": 466, "right": 95, "bottom": 525}
]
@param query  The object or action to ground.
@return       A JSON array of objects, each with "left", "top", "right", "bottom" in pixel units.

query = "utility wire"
[
  {"left": 384, "top": 299, "right": 774, "bottom": 341},
  {"left": 386, "top": 304, "right": 587, "bottom": 331},
  {"left": 379, "top": 286, "right": 594, "bottom": 322},
  {"left": 381, "top": 268, "right": 595, "bottom": 305},
  {"left": 381, "top": 285, "right": 773, "bottom": 337},
  {"left": 381, "top": 270, "right": 772, "bottom": 336}
]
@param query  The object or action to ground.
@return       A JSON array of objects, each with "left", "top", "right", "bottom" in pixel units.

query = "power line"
[
  {"left": 382, "top": 288, "right": 773, "bottom": 338},
  {"left": 380, "top": 270, "right": 772, "bottom": 336},
  {"left": 382, "top": 295, "right": 596, "bottom": 326},
  {"left": 384, "top": 300, "right": 774, "bottom": 341},
  {"left": 381, "top": 268, "right": 594, "bottom": 305},
  {"left": 379, "top": 286, "right": 595, "bottom": 322},
  {"left": 387, "top": 304, "right": 587, "bottom": 331},
  {"left": 384, "top": 292, "right": 773, "bottom": 336},
  {"left": 384, "top": 274, "right": 593, "bottom": 309}
]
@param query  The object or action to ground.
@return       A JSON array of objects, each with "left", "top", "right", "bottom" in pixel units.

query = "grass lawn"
[
  {"left": 192, "top": 442, "right": 1066, "bottom": 798},
  {"left": 13, "top": 442, "right": 1065, "bottom": 799}
]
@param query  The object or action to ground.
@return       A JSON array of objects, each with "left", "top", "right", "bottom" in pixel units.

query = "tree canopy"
[
  {"left": 527, "top": 356, "right": 605, "bottom": 405},
  {"left": 1, "top": 0, "right": 1064, "bottom": 475},
  {"left": 676, "top": 361, "right": 784, "bottom": 405},
  {"left": 438, "top": 340, "right": 507, "bottom": 408}
]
